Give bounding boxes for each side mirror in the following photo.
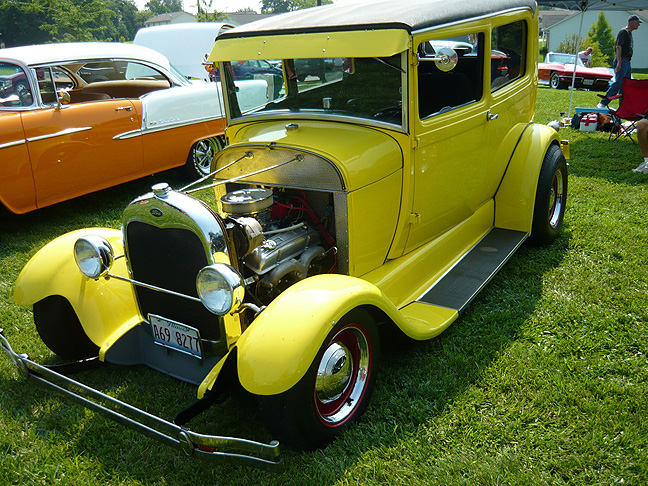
[56,89,70,110]
[431,47,458,72]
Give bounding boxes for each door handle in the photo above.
[116,106,132,111]
[487,111,499,121]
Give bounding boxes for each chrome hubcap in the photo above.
[548,169,565,228]
[314,325,371,425]
[316,343,352,404]
[193,139,216,174]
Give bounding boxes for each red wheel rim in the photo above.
[313,324,372,426]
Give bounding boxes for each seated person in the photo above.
[633,117,648,174]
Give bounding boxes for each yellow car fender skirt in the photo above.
[13,228,141,348]
[495,123,560,233]
[235,274,407,396]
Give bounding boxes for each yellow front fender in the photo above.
[14,228,141,348]
[234,273,458,396]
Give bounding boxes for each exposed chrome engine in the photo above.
[220,187,335,304]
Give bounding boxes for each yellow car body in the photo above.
[6,0,568,466]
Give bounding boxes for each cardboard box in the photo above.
[580,113,598,132]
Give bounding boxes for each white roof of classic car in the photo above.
[0,42,172,71]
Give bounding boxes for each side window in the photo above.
[417,33,484,119]
[491,20,526,91]
[35,67,56,104]
[0,62,33,107]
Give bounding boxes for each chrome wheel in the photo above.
[548,167,565,229]
[187,137,223,178]
[550,71,561,89]
[529,144,568,245]
[258,313,379,450]
[314,325,372,426]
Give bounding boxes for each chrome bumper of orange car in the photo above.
[0,329,282,469]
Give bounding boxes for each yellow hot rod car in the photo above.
[1,0,566,468]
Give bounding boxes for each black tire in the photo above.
[549,71,563,89]
[185,136,223,179]
[33,296,99,360]
[258,310,379,450]
[528,144,568,246]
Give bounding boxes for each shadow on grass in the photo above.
[0,232,569,485]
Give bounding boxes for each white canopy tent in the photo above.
[537,0,648,115]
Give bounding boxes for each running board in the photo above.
[416,228,527,312]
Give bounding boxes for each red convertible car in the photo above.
[538,52,612,90]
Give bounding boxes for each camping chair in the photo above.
[600,78,648,142]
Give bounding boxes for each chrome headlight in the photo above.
[196,263,245,315]
[74,236,114,279]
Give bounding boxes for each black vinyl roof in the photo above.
[217,0,537,40]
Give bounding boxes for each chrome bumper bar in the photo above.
[0,329,282,469]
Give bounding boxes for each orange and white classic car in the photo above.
[0,42,230,214]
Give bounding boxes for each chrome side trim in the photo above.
[0,329,282,469]
[27,126,92,143]
[0,139,27,150]
[113,115,222,141]
[113,129,143,140]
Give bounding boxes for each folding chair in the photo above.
[601,78,648,142]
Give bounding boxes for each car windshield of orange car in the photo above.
[222,54,405,127]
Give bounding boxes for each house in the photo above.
[220,11,275,26]
[144,11,197,27]
[539,8,573,35]
[544,10,648,68]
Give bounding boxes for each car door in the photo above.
[20,65,144,209]
[0,61,37,213]
[405,31,496,253]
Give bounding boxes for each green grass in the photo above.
[1,86,647,485]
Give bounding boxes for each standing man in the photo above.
[578,46,593,67]
[598,15,642,108]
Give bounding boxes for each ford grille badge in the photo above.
[150,208,163,217]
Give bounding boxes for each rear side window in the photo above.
[417,33,484,119]
[490,20,526,91]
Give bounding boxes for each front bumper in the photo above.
[0,329,282,470]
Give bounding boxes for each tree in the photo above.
[145,0,182,15]
[0,0,50,47]
[37,0,116,42]
[557,33,579,54]
[261,0,331,14]
[586,11,615,65]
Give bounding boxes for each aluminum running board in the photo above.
[0,329,282,470]
[416,228,527,312]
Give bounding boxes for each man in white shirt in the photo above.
[578,47,593,67]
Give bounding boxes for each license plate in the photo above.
[150,314,202,358]
[583,79,594,86]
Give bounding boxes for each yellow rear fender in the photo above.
[494,123,559,233]
[13,228,141,347]
[235,274,411,396]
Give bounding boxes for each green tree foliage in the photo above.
[0,0,146,46]
[579,39,608,67]
[261,0,331,14]
[557,33,579,54]
[0,0,50,47]
[144,0,181,15]
[586,11,615,65]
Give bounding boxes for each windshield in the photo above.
[222,54,404,127]
[546,53,585,67]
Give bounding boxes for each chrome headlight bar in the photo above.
[73,236,245,315]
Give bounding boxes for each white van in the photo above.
[133,22,234,81]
